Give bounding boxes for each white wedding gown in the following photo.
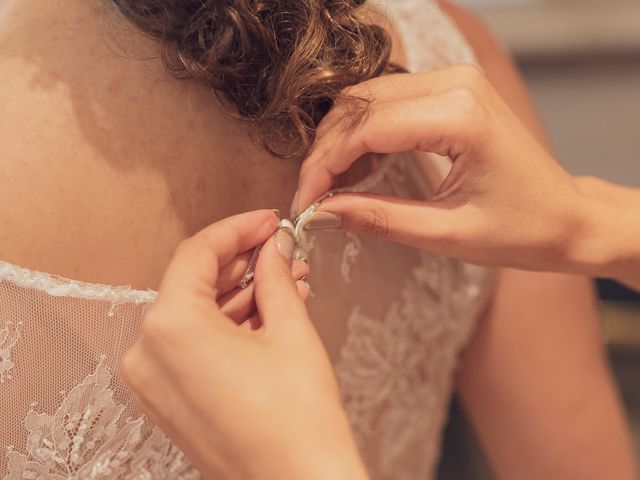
[0,1,493,479]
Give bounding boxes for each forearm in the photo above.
[572,176,640,290]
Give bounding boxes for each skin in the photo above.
[0,0,300,289]
[296,3,637,479]
[297,5,640,290]
[0,0,405,290]
[2,1,636,479]
[131,4,637,480]
[442,8,636,478]
[123,211,369,480]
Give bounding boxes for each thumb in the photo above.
[315,192,466,255]
[253,235,311,334]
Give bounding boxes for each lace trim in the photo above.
[336,253,489,479]
[385,0,477,72]
[0,322,21,383]
[4,359,199,480]
[340,234,363,284]
[0,261,157,306]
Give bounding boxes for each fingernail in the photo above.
[290,190,300,218]
[271,209,281,222]
[276,227,295,260]
[304,211,342,231]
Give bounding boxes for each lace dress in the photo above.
[0,1,492,479]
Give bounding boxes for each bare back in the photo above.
[0,0,299,289]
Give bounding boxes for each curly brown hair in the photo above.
[111,0,395,158]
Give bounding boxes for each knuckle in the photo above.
[291,260,310,279]
[355,208,390,239]
[447,86,487,128]
[448,84,479,106]
[353,111,379,150]
[454,64,487,89]
[341,76,379,100]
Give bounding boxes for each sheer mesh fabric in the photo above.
[1,1,493,479]
[0,273,190,478]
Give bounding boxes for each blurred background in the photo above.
[437,0,640,477]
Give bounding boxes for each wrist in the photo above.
[294,418,370,480]
[256,409,370,480]
[570,176,640,284]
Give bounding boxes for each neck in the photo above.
[0,0,171,95]
[0,0,299,213]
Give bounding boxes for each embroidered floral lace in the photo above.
[1,1,493,479]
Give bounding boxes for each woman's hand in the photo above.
[296,65,640,285]
[214,216,310,324]
[121,210,368,480]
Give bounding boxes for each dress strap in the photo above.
[378,0,478,72]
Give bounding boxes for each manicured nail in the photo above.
[276,227,295,260]
[304,211,342,231]
[290,190,299,218]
